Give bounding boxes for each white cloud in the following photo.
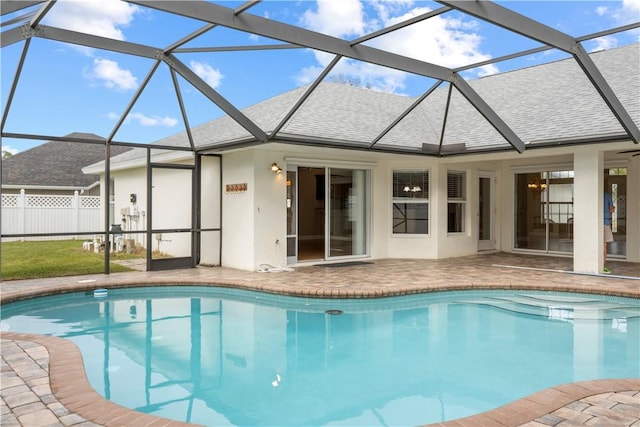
[297,1,495,93]
[620,0,640,22]
[372,8,491,70]
[85,58,138,91]
[2,145,19,155]
[593,0,640,27]
[589,36,619,52]
[589,0,640,47]
[44,0,139,40]
[301,0,365,37]
[127,113,178,127]
[190,61,224,88]
[107,111,178,127]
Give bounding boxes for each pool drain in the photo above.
[325,309,343,315]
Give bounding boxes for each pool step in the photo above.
[454,293,640,320]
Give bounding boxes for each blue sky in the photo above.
[1,0,639,154]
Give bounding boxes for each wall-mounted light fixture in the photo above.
[271,162,282,174]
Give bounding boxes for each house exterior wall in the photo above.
[221,151,257,270]
[216,141,640,271]
[225,146,490,268]
[253,151,288,268]
[108,167,148,250]
[573,149,604,274]
[104,140,639,273]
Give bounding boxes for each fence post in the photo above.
[19,189,26,238]
[73,190,80,238]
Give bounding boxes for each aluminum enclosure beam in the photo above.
[30,24,160,58]
[165,53,267,142]
[350,6,451,46]
[170,68,196,151]
[164,0,261,53]
[130,0,455,82]
[453,75,525,153]
[29,0,55,27]
[438,0,640,144]
[0,22,267,142]
[108,60,162,143]
[130,0,526,151]
[1,38,30,132]
[271,55,343,138]
[572,43,640,144]
[369,80,444,149]
[1,26,27,48]
[1,1,44,16]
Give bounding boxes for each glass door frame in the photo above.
[286,165,298,265]
[514,169,575,255]
[478,171,496,251]
[605,166,627,259]
[287,163,371,264]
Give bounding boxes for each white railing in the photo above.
[1,190,102,241]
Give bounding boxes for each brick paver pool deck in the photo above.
[2,252,639,426]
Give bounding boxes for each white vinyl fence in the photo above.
[1,190,102,241]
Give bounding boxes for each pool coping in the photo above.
[2,272,640,306]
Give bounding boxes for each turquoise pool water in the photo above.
[2,287,639,426]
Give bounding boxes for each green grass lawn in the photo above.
[1,240,142,280]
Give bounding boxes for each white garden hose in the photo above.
[257,263,294,273]
[257,240,294,273]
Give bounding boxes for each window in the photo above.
[392,170,429,234]
[447,171,466,233]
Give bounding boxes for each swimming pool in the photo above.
[2,287,639,426]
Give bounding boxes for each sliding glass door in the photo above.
[606,167,627,258]
[515,171,574,253]
[329,168,367,257]
[288,166,369,263]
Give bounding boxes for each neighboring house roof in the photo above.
[2,133,131,190]
[95,43,639,170]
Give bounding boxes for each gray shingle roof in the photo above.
[227,43,639,151]
[107,43,639,165]
[2,133,131,188]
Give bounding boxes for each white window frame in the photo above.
[392,169,429,235]
[447,170,466,233]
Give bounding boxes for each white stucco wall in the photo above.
[109,167,147,249]
[573,149,604,274]
[103,140,638,273]
[221,151,257,270]
[222,142,639,272]
[435,164,478,259]
[252,150,288,268]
